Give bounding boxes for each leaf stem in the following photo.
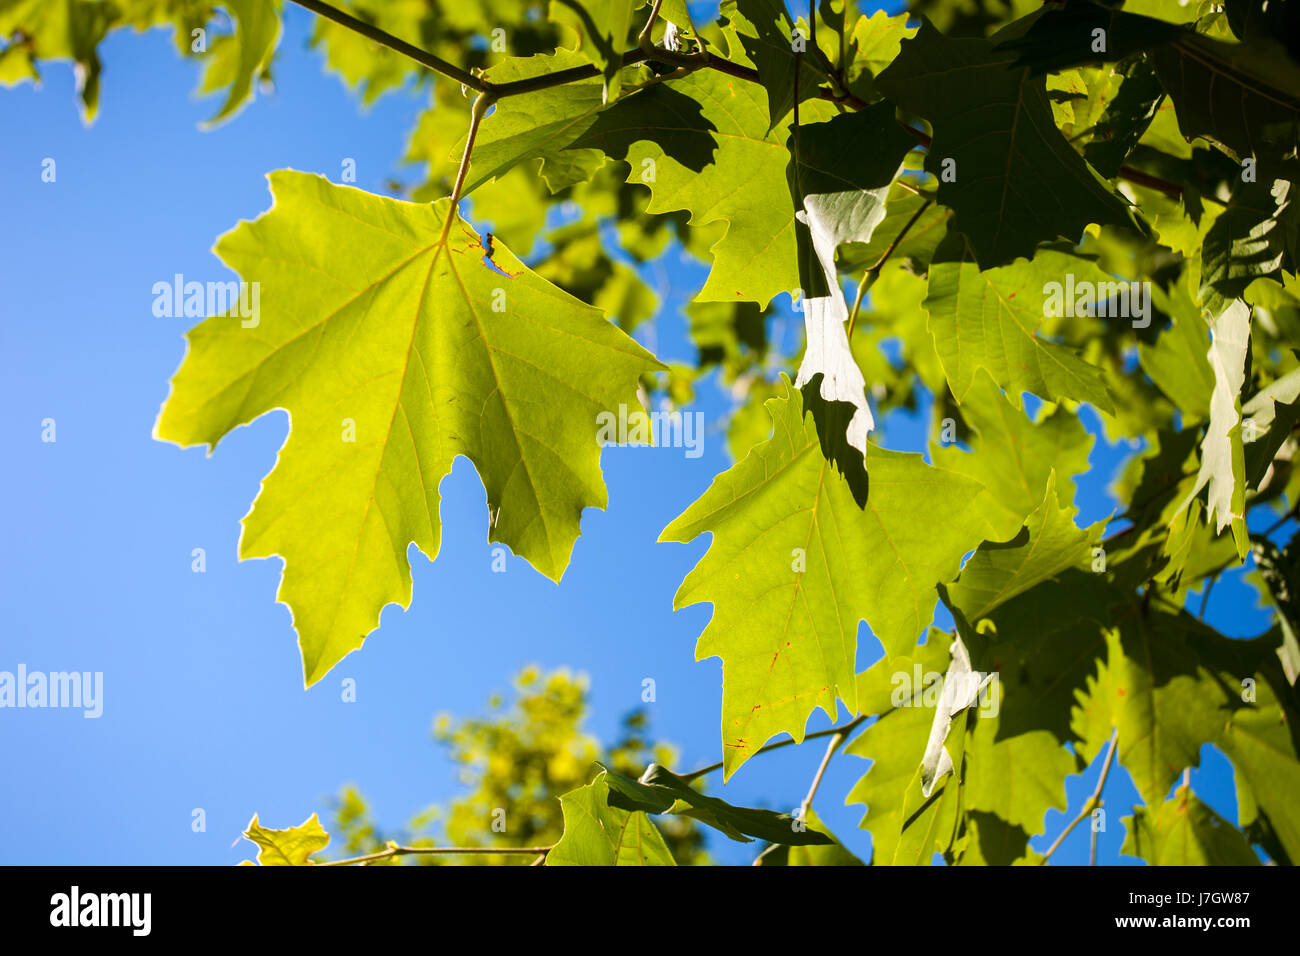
[1118,164,1183,200]
[681,713,868,782]
[806,0,847,100]
[1040,728,1118,865]
[1260,498,1300,538]
[846,199,932,337]
[292,0,1195,200]
[491,49,652,97]
[1198,575,1216,619]
[320,843,553,866]
[439,89,495,238]
[638,0,666,56]
[287,0,488,92]
[800,727,848,816]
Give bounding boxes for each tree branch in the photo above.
[439,89,495,239]
[1040,728,1118,865]
[289,0,1205,253]
[847,199,933,337]
[681,713,868,782]
[321,843,553,866]
[800,727,848,817]
[287,0,488,92]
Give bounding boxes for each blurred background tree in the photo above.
[327,667,710,864]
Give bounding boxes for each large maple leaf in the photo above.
[660,379,1000,777]
[875,18,1137,269]
[156,171,661,685]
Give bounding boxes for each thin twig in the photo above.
[321,843,553,866]
[846,199,933,337]
[491,49,651,97]
[1040,728,1119,865]
[681,713,868,782]
[1260,498,1300,538]
[800,728,847,817]
[900,122,1190,199]
[1118,164,1183,200]
[287,0,488,92]
[439,89,495,239]
[293,0,1194,202]
[638,0,666,55]
[845,270,873,339]
[806,0,846,99]
[1198,576,1216,619]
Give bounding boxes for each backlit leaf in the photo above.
[156,172,661,685]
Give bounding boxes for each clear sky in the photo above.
[0,2,1273,866]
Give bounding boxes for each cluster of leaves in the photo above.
[243,668,712,865]
[0,0,279,124]
[10,0,1300,864]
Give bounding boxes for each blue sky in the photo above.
[0,3,1276,866]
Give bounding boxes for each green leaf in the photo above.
[1225,701,1300,865]
[549,0,635,101]
[988,570,1121,743]
[463,49,609,195]
[836,183,952,275]
[954,812,1044,865]
[241,813,330,865]
[660,379,998,777]
[919,634,994,798]
[1123,785,1261,865]
[931,375,1094,540]
[843,8,915,103]
[847,643,969,865]
[548,772,677,865]
[854,635,953,718]
[155,172,661,685]
[994,2,1188,76]
[687,300,769,382]
[724,0,824,130]
[1251,535,1300,689]
[924,237,1115,413]
[999,1,1300,163]
[961,595,1098,845]
[1071,604,1257,810]
[1148,34,1300,165]
[601,763,832,845]
[1079,58,1166,180]
[1138,282,1214,422]
[307,1,422,105]
[962,684,1078,847]
[792,102,916,455]
[530,220,660,333]
[1178,300,1251,559]
[0,0,116,119]
[1202,169,1300,310]
[570,59,837,305]
[875,18,1137,269]
[1200,609,1300,865]
[1244,400,1300,489]
[947,472,1099,623]
[753,808,865,865]
[202,0,280,129]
